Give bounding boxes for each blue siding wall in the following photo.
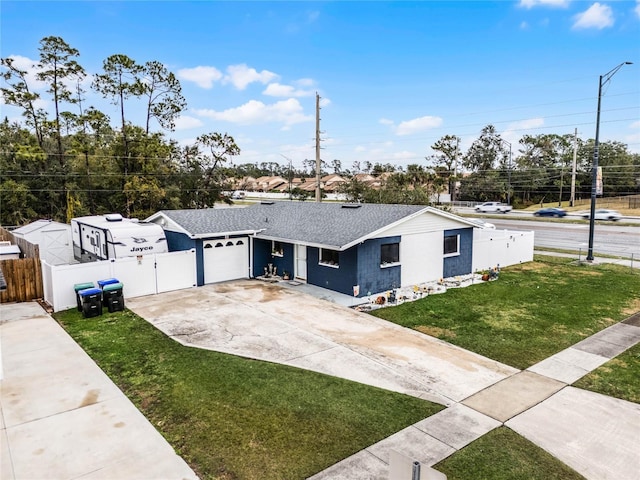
[306,247,358,295]
[443,228,473,278]
[253,239,294,278]
[356,236,401,296]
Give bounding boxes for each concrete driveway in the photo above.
[127,280,518,406]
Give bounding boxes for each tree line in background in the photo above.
[1,36,639,226]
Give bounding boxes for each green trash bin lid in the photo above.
[74,282,95,292]
[103,282,123,292]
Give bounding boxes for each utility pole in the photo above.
[570,128,577,207]
[315,92,322,202]
[280,154,293,200]
[453,137,459,203]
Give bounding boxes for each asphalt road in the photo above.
[476,216,640,259]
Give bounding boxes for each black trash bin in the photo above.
[79,287,102,318]
[102,282,124,313]
[74,282,95,312]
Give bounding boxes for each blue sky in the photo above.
[1,1,639,171]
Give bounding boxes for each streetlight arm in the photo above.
[601,62,633,88]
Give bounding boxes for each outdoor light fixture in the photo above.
[586,61,632,262]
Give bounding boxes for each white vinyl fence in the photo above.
[473,229,535,272]
[43,249,197,312]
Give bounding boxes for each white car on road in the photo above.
[581,209,622,221]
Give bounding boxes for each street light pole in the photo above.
[586,61,632,262]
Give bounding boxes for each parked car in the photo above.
[581,209,622,221]
[475,202,513,213]
[533,207,567,218]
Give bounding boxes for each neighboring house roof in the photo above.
[149,202,479,251]
[12,219,68,238]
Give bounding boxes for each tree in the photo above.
[463,125,502,173]
[36,36,86,164]
[430,134,460,200]
[195,133,241,206]
[517,134,572,204]
[92,54,144,159]
[141,60,186,134]
[1,56,46,147]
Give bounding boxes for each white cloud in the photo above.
[502,118,545,145]
[572,3,614,30]
[307,11,320,23]
[174,115,204,130]
[193,98,313,126]
[177,66,223,89]
[379,118,394,125]
[519,0,570,8]
[223,64,279,90]
[629,120,640,129]
[520,21,530,29]
[296,78,315,87]
[395,116,443,136]
[263,83,314,97]
[393,150,417,161]
[635,0,640,18]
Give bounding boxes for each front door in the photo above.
[295,244,307,280]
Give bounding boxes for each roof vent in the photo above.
[341,204,362,209]
[105,213,123,222]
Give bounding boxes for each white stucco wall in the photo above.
[399,231,443,286]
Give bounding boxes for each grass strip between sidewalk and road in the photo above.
[55,308,442,480]
[574,342,640,403]
[434,427,586,480]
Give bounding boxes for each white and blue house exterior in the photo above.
[147,202,483,297]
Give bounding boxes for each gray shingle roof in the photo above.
[159,202,433,249]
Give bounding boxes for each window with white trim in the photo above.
[380,242,399,266]
[443,234,460,257]
[319,248,339,267]
[272,241,283,256]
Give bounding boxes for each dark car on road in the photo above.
[534,207,567,218]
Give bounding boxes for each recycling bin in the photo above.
[102,282,124,313]
[79,287,102,318]
[97,278,119,289]
[74,282,95,312]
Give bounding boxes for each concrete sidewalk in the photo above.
[311,313,640,480]
[0,302,197,480]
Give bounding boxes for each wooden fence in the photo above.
[0,258,43,303]
[0,226,44,303]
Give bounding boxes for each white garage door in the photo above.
[203,238,249,284]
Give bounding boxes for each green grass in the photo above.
[371,256,640,370]
[55,256,639,479]
[434,427,586,480]
[54,308,442,480]
[574,342,640,403]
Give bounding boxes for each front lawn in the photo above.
[55,308,442,480]
[371,256,640,370]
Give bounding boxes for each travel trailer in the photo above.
[71,214,168,263]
